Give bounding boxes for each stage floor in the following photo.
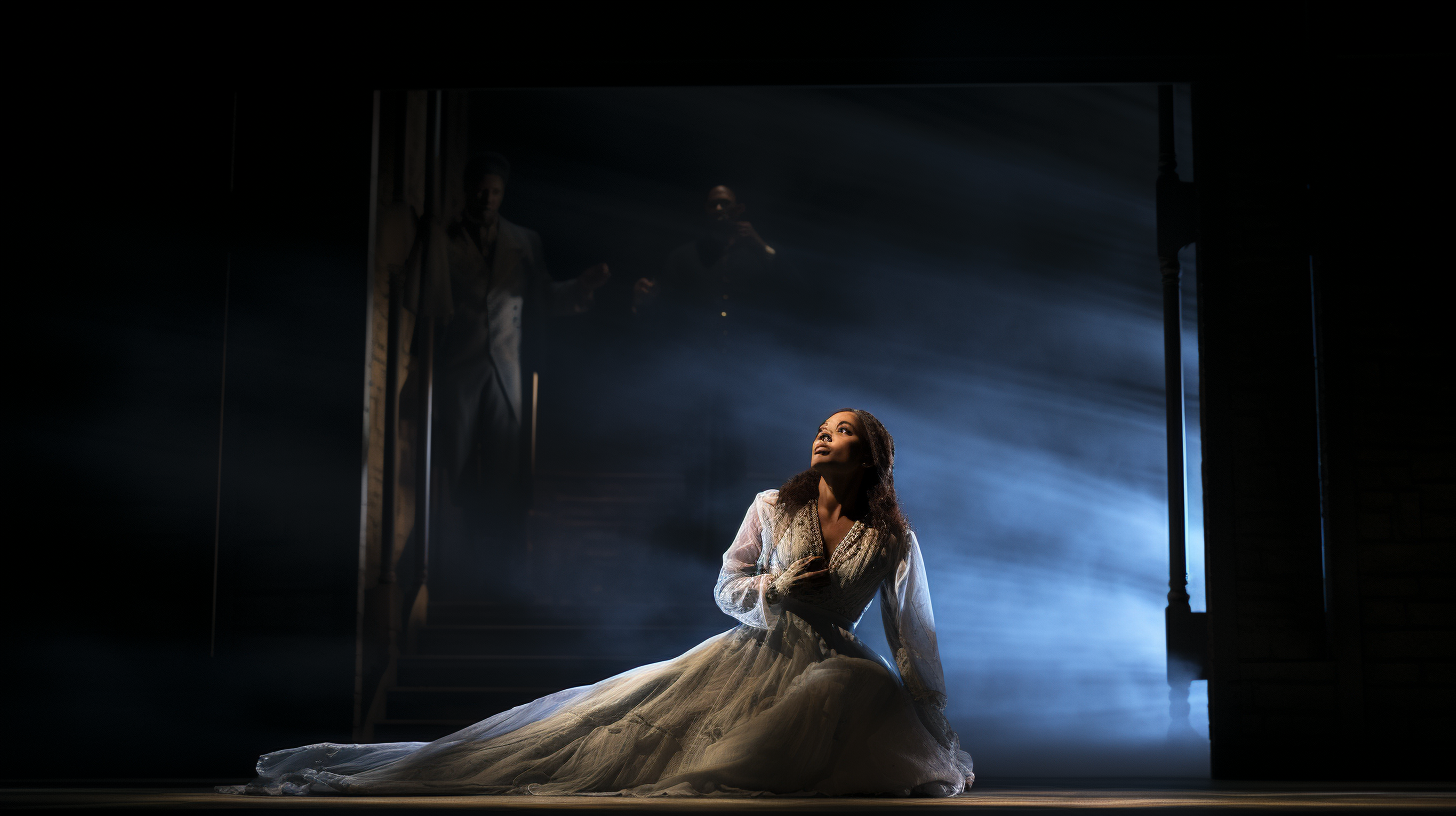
[2,781,1452,814]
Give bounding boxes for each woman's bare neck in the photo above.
[817,472,864,523]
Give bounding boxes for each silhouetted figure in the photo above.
[632,186,797,552]
[633,185,779,343]
[425,152,609,589]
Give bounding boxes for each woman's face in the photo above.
[811,411,869,472]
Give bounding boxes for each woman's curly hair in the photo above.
[775,408,911,560]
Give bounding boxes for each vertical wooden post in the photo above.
[1158,84,1206,739]
[380,272,402,585]
[531,371,540,479]
[414,90,443,590]
[415,318,434,587]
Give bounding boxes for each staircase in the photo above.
[527,471,723,604]
[373,602,729,742]
[371,470,731,743]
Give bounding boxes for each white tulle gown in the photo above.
[220,490,974,797]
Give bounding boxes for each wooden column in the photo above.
[1157,84,1208,740]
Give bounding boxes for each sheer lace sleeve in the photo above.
[713,490,781,629]
[880,531,959,750]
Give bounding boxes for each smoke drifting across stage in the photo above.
[7,83,1209,782]
[460,85,1207,776]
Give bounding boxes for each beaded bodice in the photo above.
[714,490,959,752]
[764,502,895,625]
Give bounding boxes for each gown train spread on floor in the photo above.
[220,490,974,797]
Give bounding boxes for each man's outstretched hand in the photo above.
[731,222,773,255]
[579,262,611,291]
[631,277,656,314]
[568,263,611,312]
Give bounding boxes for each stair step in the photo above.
[372,720,471,744]
[533,472,685,497]
[535,493,680,507]
[386,686,579,721]
[396,655,669,689]
[415,624,722,657]
[427,603,728,627]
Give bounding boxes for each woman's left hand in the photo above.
[774,555,830,598]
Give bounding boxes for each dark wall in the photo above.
[10,90,373,779]
[1196,79,1329,777]
[1196,63,1450,779]
[1310,77,1451,778]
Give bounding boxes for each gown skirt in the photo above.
[220,604,972,797]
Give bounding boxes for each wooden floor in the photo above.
[3,782,1452,813]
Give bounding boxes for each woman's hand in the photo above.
[772,555,830,600]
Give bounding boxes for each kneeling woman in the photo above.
[222,409,974,797]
